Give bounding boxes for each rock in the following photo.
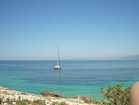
[41,91,63,98]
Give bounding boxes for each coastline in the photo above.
[0,86,97,105]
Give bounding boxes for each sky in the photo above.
[0,0,139,60]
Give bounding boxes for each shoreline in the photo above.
[0,86,97,105]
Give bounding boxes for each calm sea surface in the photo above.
[0,60,139,99]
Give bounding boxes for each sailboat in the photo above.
[53,48,61,70]
[53,64,61,70]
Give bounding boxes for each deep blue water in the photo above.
[0,60,139,99]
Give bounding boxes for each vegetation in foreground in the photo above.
[0,99,69,105]
[99,84,131,105]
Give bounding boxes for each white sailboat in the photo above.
[53,48,61,70]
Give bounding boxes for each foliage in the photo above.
[100,84,131,105]
[32,100,46,105]
[0,98,2,104]
[51,101,69,105]
[51,102,59,105]
[16,100,30,105]
[16,100,45,105]
[58,101,69,105]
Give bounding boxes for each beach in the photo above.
[0,86,97,105]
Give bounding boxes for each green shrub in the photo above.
[51,102,59,105]
[32,100,45,105]
[51,101,68,105]
[0,98,2,104]
[101,84,130,105]
[16,100,29,105]
[16,100,45,105]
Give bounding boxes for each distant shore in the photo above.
[0,86,97,105]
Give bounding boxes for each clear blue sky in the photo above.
[0,0,139,60]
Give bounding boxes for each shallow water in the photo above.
[0,60,138,100]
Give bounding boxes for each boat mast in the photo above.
[57,48,62,96]
[57,48,61,67]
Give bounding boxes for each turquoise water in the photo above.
[0,60,138,100]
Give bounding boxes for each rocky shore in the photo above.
[0,86,97,105]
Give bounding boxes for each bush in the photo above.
[101,84,130,105]
[33,100,46,105]
[16,100,45,105]
[0,98,2,104]
[51,102,59,105]
[51,101,68,105]
[16,100,29,105]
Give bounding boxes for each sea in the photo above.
[0,60,139,100]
